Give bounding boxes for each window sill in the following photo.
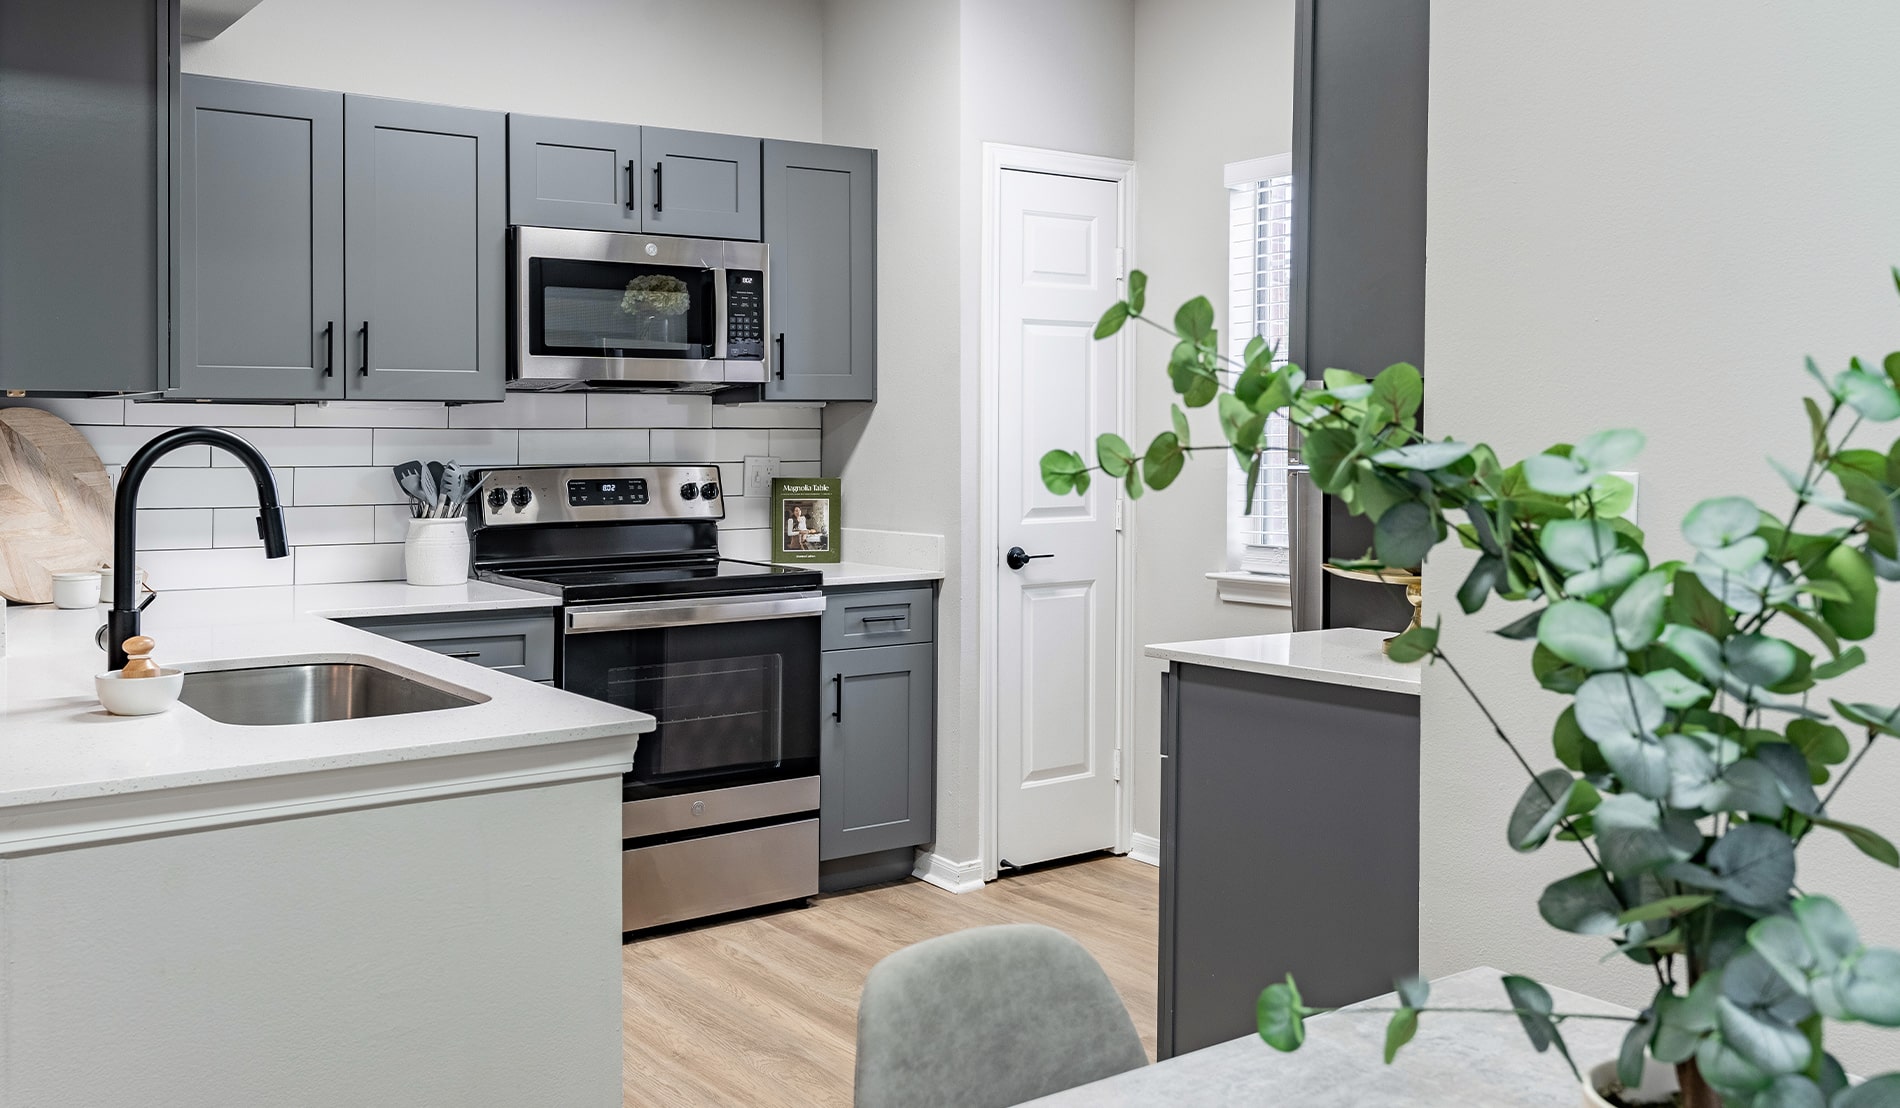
[1206,571,1291,608]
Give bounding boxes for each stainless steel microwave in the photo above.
[508,226,768,392]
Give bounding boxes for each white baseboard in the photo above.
[1128,833,1161,867]
[912,850,985,893]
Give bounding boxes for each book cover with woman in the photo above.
[771,477,841,564]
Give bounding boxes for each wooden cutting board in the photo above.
[0,407,115,604]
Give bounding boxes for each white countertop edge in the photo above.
[153,580,560,624]
[0,731,638,856]
[819,562,946,586]
[1144,627,1422,696]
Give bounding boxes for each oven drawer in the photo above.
[821,586,934,650]
[342,610,555,682]
[622,776,819,839]
[622,818,818,931]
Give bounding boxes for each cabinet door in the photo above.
[0,0,173,394]
[819,643,934,861]
[343,95,505,402]
[507,114,641,232]
[761,141,876,402]
[640,127,760,241]
[173,77,343,400]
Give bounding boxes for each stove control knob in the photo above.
[700,482,720,501]
[511,487,534,509]
[486,487,508,513]
[679,482,699,501]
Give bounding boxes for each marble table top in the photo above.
[1024,966,1634,1106]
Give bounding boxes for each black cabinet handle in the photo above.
[832,673,843,723]
[652,162,663,213]
[358,322,369,376]
[774,333,785,380]
[1006,546,1055,571]
[321,321,334,378]
[625,160,635,211]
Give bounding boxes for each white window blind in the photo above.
[1225,155,1294,576]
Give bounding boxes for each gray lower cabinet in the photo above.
[760,140,877,402]
[172,77,343,401]
[344,95,506,403]
[339,609,555,683]
[507,113,642,232]
[640,127,761,241]
[0,0,175,395]
[1157,663,1420,1059]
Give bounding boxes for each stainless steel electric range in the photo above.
[469,464,824,933]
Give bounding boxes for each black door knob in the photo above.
[1005,546,1054,571]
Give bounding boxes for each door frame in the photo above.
[977,143,1138,882]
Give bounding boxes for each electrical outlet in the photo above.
[744,455,781,497]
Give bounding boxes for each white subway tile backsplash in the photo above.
[139,546,295,590]
[0,397,127,425]
[518,429,649,465]
[294,543,405,585]
[130,467,294,509]
[372,504,417,543]
[781,462,821,478]
[211,427,372,469]
[769,429,821,461]
[648,428,770,463]
[216,506,374,548]
[712,403,822,429]
[451,393,586,429]
[135,509,216,550]
[82,426,212,467]
[293,467,406,506]
[587,394,712,429]
[720,493,770,530]
[370,428,519,467]
[125,402,295,427]
[295,402,449,429]
[718,529,772,562]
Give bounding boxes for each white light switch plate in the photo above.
[744,456,781,497]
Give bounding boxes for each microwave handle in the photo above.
[624,160,635,212]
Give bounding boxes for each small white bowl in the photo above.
[52,571,102,609]
[95,669,184,716]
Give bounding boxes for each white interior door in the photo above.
[995,168,1123,868]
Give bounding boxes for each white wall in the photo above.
[182,0,826,141]
[1425,1,1900,1073]
[1126,0,1297,842]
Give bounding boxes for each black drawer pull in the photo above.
[441,649,482,660]
[652,161,664,212]
[832,673,843,722]
[862,615,906,626]
[358,321,370,376]
[625,160,635,211]
[321,321,334,378]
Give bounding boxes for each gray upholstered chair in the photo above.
[853,923,1148,1107]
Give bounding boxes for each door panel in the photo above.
[507,114,641,232]
[174,77,342,400]
[344,95,505,402]
[640,127,760,240]
[819,643,934,861]
[761,140,876,402]
[996,168,1122,868]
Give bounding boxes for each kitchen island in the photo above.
[0,585,652,1107]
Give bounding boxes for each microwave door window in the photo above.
[611,654,785,781]
[530,258,715,359]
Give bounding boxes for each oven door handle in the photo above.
[565,592,826,634]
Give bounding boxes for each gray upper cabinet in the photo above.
[344,95,506,403]
[507,113,642,233]
[640,127,761,241]
[0,0,174,395]
[172,77,343,401]
[819,641,934,862]
[761,140,876,402]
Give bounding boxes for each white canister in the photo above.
[404,517,471,586]
[52,571,102,609]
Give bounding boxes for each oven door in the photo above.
[561,593,823,793]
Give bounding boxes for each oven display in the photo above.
[567,478,649,506]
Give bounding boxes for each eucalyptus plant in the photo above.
[1041,271,1900,1107]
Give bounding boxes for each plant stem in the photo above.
[1818,731,1882,813]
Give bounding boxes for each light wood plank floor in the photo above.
[622,854,1159,1107]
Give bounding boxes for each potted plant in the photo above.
[1040,272,1900,1106]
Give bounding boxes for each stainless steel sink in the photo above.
[179,661,483,726]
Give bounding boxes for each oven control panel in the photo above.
[472,465,723,527]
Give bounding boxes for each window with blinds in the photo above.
[1225,155,1294,576]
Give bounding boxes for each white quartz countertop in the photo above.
[1144,627,1422,696]
[0,582,648,825]
[818,562,945,586]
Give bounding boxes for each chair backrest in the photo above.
[853,923,1148,1108]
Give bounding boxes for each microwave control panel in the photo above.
[726,270,765,360]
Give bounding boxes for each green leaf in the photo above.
[1575,672,1671,798]
[1508,769,1599,852]
[1778,603,1843,661]
[1095,433,1134,478]
[1835,1075,1900,1108]
[1142,431,1186,490]
[1836,949,1900,1026]
[1717,950,1816,1075]
[1397,976,1431,1009]
[1594,791,1701,874]
[1575,428,1646,471]
[1173,296,1214,342]
[1538,600,1628,672]
[1612,570,1668,650]
[1812,646,1866,681]
[1126,269,1146,315]
[1552,706,1609,774]
[1643,668,1710,709]
[1755,1075,1828,1108]
[1370,440,1473,470]
[1704,823,1797,910]
[1495,606,1544,640]
[1591,473,1637,518]
[1123,461,1142,501]
[1501,975,1578,1079]
[1660,623,1726,683]
[1684,496,1765,549]
[1836,469,1899,558]
[1809,817,1900,868]
[1832,700,1900,737]
[1040,449,1088,495]
[1372,501,1434,569]
[1303,427,1359,491]
[1170,404,1190,448]
[1805,396,1829,455]
[1567,552,1649,597]
[1726,634,1800,689]
[1618,894,1715,925]
[1619,1006,1657,1089]
[1541,518,1620,573]
[1672,571,1736,638]
[1787,719,1851,781]
[1816,544,1879,642]
[1383,1007,1419,1064]
[1384,620,1438,664]
[1538,869,1624,935]
[1371,362,1423,426]
[1257,976,1306,1051]
[1522,452,1594,496]
[1840,367,1900,422]
[1655,974,1723,1063]
[1094,300,1129,339]
[1458,554,1505,614]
